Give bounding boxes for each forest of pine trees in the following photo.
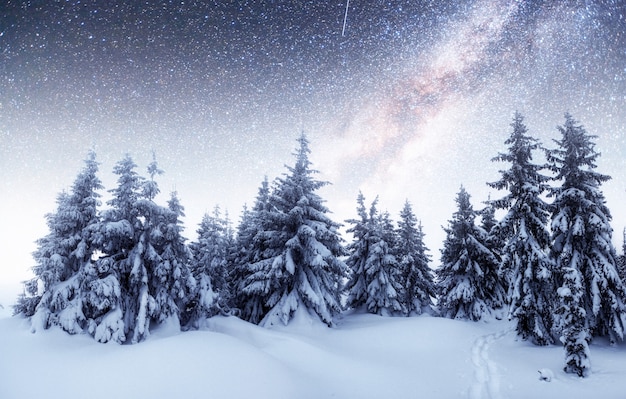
[14,116,626,377]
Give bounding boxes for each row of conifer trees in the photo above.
[437,113,626,377]
[15,113,625,377]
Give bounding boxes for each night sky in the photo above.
[1,0,625,303]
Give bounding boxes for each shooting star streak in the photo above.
[342,0,350,37]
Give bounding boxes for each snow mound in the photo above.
[2,314,626,399]
[538,368,554,382]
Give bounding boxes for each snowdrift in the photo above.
[1,309,625,399]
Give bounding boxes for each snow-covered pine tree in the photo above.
[232,177,272,323]
[128,156,196,341]
[343,192,371,310]
[151,191,195,326]
[115,155,165,343]
[89,155,194,343]
[15,191,71,319]
[87,154,144,343]
[396,200,436,316]
[15,150,103,336]
[437,186,504,321]
[367,209,405,316]
[344,194,404,316]
[548,114,626,349]
[186,206,232,325]
[240,133,347,326]
[223,209,236,250]
[488,112,556,345]
[222,209,237,288]
[480,197,505,305]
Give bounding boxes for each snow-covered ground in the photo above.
[1,307,625,399]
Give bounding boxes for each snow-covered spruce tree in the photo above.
[368,209,405,315]
[15,150,103,335]
[117,155,160,343]
[232,177,272,323]
[344,194,404,316]
[343,192,371,311]
[126,156,196,342]
[548,114,626,348]
[480,197,505,304]
[240,133,347,326]
[437,186,504,321]
[488,112,556,345]
[88,154,143,343]
[91,155,194,343]
[396,200,436,315]
[186,206,232,325]
[152,191,196,327]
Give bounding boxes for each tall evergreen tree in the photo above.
[396,201,436,315]
[240,134,347,326]
[118,155,163,343]
[91,155,194,343]
[343,192,371,311]
[186,206,232,325]
[368,209,405,315]
[480,197,505,279]
[227,205,251,319]
[437,187,504,321]
[548,114,626,354]
[152,192,196,326]
[488,112,556,345]
[344,194,404,315]
[232,177,272,323]
[88,154,144,343]
[16,150,103,336]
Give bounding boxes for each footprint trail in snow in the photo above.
[469,329,511,399]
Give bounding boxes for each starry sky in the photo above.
[1,0,625,304]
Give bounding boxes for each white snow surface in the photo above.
[1,307,626,399]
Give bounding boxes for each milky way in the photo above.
[0,0,625,301]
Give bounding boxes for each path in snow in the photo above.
[469,328,511,399]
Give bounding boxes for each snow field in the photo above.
[492,332,626,399]
[2,311,626,399]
